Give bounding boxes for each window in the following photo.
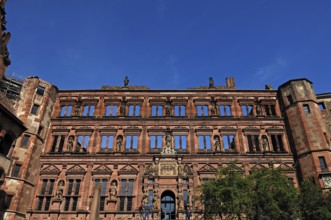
[50,135,65,153]
[95,179,107,211]
[37,179,55,211]
[241,104,253,116]
[128,105,140,116]
[64,179,81,211]
[222,135,235,151]
[77,135,90,150]
[319,157,328,172]
[271,135,284,152]
[60,105,73,117]
[319,103,326,110]
[174,105,186,116]
[5,195,13,209]
[21,135,30,148]
[38,126,44,136]
[119,179,134,211]
[174,135,187,150]
[100,135,114,152]
[183,189,188,207]
[82,105,95,116]
[198,135,211,151]
[196,105,208,116]
[31,104,40,115]
[12,164,21,177]
[36,86,45,96]
[150,135,163,149]
[303,104,310,114]
[105,105,117,116]
[264,104,276,116]
[151,105,163,116]
[125,135,138,150]
[287,95,294,105]
[247,135,260,152]
[219,105,231,116]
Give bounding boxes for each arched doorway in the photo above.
[161,190,176,220]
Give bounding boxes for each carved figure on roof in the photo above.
[209,77,214,88]
[124,76,129,87]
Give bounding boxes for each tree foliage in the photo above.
[200,164,299,220]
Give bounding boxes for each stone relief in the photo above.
[322,176,331,188]
[161,130,176,155]
[159,163,177,176]
[109,181,117,200]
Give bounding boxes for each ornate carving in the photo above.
[159,163,177,176]
[177,189,183,210]
[153,189,159,209]
[55,180,65,199]
[145,162,158,176]
[214,135,221,151]
[116,135,123,151]
[93,164,112,174]
[322,176,331,188]
[73,97,82,116]
[66,135,74,152]
[161,129,176,155]
[119,164,138,174]
[109,181,117,200]
[67,164,86,174]
[40,164,61,175]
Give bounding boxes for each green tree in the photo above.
[299,177,331,220]
[249,169,299,220]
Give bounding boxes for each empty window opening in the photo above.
[196,105,208,116]
[105,105,117,116]
[151,105,163,116]
[128,105,140,116]
[174,105,186,116]
[219,105,231,116]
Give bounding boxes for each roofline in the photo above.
[278,78,313,89]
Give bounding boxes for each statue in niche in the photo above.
[262,135,270,151]
[255,101,262,116]
[67,136,74,152]
[74,97,82,116]
[142,188,148,205]
[165,131,172,148]
[211,98,217,116]
[116,136,123,151]
[55,180,65,199]
[178,161,185,176]
[109,181,117,200]
[165,98,172,116]
[124,76,129,87]
[153,189,158,209]
[120,96,127,116]
[161,130,176,155]
[177,189,183,210]
[214,135,221,151]
[209,77,215,88]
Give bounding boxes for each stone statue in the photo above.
[109,181,117,200]
[265,84,274,90]
[55,180,64,199]
[116,136,123,151]
[152,189,158,209]
[262,136,270,151]
[142,188,148,205]
[211,98,217,116]
[165,131,172,148]
[67,136,74,152]
[74,97,82,116]
[165,98,172,116]
[124,76,129,87]
[161,130,176,155]
[214,136,221,151]
[120,96,126,116]
[255,101,262,116]
[177,190,183,210]
[183,164,193,176]
[178,161,185,176]
[145,162,158,176]
[209,77,214,88]
[187,189,193,207]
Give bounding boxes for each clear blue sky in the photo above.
[5,1,331,93]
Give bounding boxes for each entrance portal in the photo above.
[161,190,176,220]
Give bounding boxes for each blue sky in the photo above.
[5,0,331,93]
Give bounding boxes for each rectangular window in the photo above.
[264,104,276,116]
[222,135,235,151]
[271,135,284,152]
[128,105,140,116]
[106,105,117,116]
[31,104,40,115]
[287,95,294,104]
[60,105,73,117]
[174,105,186,116]
[36,86,45,96]
[100,135,114,152]
[125,135,138,150]
[21,135,30,148]
[247,135,260,152]
[12,164,21,177]
[36,179,55,211]
[151,105,163,116]
[150,135,163,149]
[95,179,107,211]
[319,156,328,171]
[64,179,81,211]
[319,103,326,110]
[196,105,208,116]
[174,135,187,150]
[219,105,231,116]
[83,105,95,116]
[198,135,211,151]
[50,135,66,153]
[119,179,134,211]
[303,104,310,114]
[241,104,253,116]
[77,135,90,150]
